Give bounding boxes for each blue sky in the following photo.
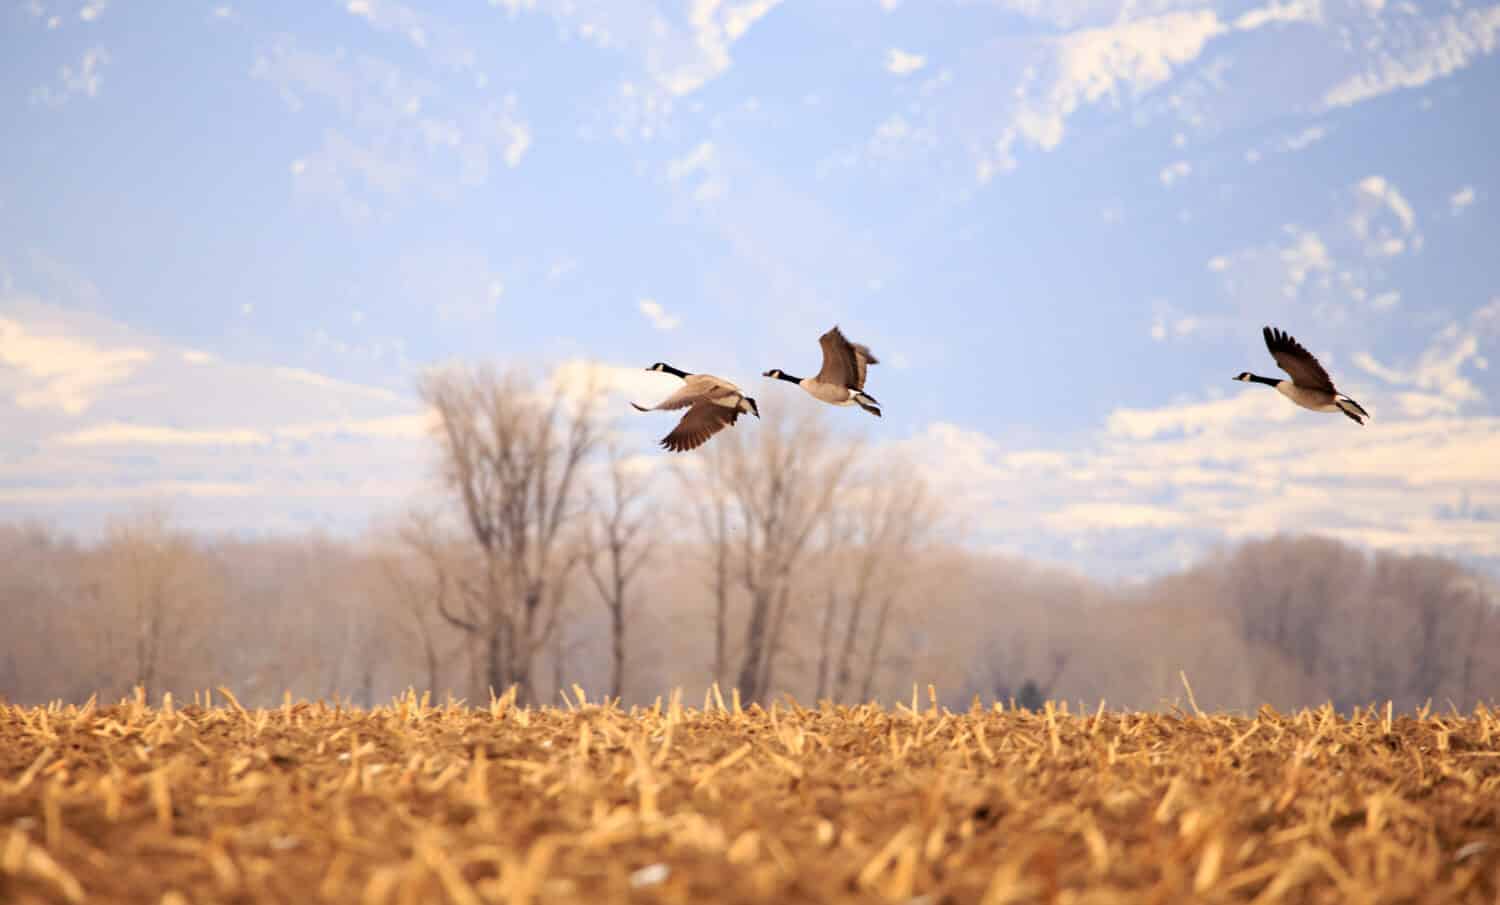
[2,0,1498,577]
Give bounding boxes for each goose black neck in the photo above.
[659,364,690,379]
[774,371,802,384]
[1247,374,1280,387]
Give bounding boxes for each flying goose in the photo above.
[762,325,882,417]
[631,362,760,452]
[1235,326,1369,425]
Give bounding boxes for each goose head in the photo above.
[741,396,761,418]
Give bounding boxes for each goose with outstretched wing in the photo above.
[1235,326,1369,425]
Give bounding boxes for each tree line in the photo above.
[3,362,1497,713]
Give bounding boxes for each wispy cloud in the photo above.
[505,0,783,139]
[1351,175,1419,258]
[342,0,479,72]
[0,311,150,414]
[253,36,531,218]
[977,10,1228,180]
[1234,0,1322,31]
[1323,5,1500,109]
[666,141,726,202]
[1159,160,1190,186]
[886,48,926,75]
[638,299,680,331]
[55,413,432,448]
[30,46,110,107]
[0,299,434,538]
[652,0,785,97]
[1205,174,1427,333]
[1246,124,1330,163]
[1451,185,1476,214]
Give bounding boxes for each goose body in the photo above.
[1236,326,1369,425]
[631,362,760,452]
[763,325,882,417]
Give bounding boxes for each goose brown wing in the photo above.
[814,326,863,388]
[1263,326,1336,393]
[849,340,878,390]
[659,400,741,452]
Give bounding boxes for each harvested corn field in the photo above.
[3,686,1499,905]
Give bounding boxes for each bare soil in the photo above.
[2,686,1498,904]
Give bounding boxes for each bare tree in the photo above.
[841,460,940,702]
[812,510,855,701]
[684,461,735,684]
[89,508,222,699]
[368,510,464,697]
[0,522,86,703]
[583,443,655,699]
[680,407,859,702]
[416,365,600,705]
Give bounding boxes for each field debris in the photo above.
[2,685,1499,903]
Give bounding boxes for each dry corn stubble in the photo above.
[1,685,1498,904]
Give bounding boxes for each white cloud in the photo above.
[641,0,786,97]
[1451,186,1476,214]
[1234,0,1322,31]
[1279,125,1326,151]
[0,299,435,539]
[1357,176,1414,232]
[54,413,432,449]
[1148,308,1205,342]
[253,37,530,218]
[58,424,271,448]
[30,46,110,107]
[278,413,432,440]
[1280,229,1332,290]
[0,482,262,504]
[1046,502,1187,530]
[0,313,151,415]
[1159,160,1190,186]
[886,49,926,75]
[1206,174,1432,333]
[865,114,939,165]
[666,141,726,202]
[1351,175,1419,258]
[271,367,404,403]
[983,0,1218,31]
[500,121,532,167]
[638,299,681,331]
[341,0,477,71]
[79,0,108,22]
[979,10,1227,179]
[1323,5,1500,109]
